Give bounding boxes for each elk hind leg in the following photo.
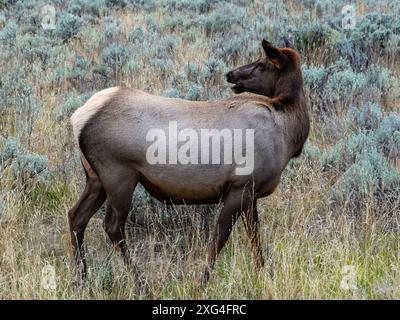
[68,168,106,282]
[102,171,138,265]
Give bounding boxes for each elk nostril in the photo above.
[226,71,233,81]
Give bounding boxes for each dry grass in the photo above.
[1,156,399,299]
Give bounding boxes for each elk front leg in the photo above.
[243,200,265,269]
[200,188,253,286]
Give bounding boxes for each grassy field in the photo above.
[0,0,399,299]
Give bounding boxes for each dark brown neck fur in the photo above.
[269,49,310,158]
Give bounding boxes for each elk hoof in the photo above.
[266,257,275,279]
[72,259,87,289]
[73,271,85,289]
[195,269,210,288]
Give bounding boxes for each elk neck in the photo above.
[273,72,310,160]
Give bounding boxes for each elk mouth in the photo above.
[226,72,246,93]
[231,83,245,94]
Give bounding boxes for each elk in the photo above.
[68,38,310,285]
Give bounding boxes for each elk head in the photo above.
[226,38,302,99]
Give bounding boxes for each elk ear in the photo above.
[262,39,287,70]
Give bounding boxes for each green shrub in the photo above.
[152,35,181,59]
[375,112,400,160]
[101,43,129,72]
[185,62,201,82]
[103,16,123,39]
[365,65,399,98]
[185,83,203,101]
[0,138,48,181]
[17,35,54,64]
[105,0,127,9]
[162,88,181,98]
[163,0,212,13]
[128,27,145,43]
[196,3,244,36]
[55,12,83,42]
[347,103,383,132]
[68,0,106,18]
[331,149,400,215]
[0,21,17,45]
[326,69,366,104]
[293,23,338,53]
[53,93,90,121]
[321,133,376,173]
[0,138,20,163]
